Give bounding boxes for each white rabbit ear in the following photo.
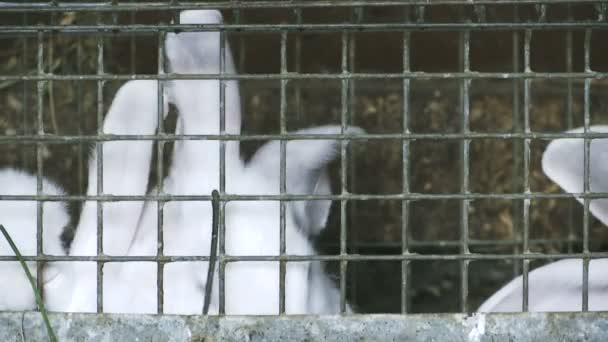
[248,125,364,236]
[46,80,166,313]
[165,10,221,133]
[542,125,608,226]
[166,10,236,75]
[165,9,240,136]
[164,9,242,190]
[69,80,165,257]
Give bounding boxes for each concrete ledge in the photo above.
[1,312,607,342]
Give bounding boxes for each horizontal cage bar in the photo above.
[0,0,604,12]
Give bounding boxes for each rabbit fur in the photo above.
[118,9,356,315]
[0,169,69,310]
[43,9,356,315]
[478,125,608,312]
[43,79,169,313]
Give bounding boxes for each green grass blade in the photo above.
[0,224,57,342]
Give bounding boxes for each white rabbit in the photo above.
[44,80,168,313]
[45,9,356,315]
[167,10,357,315]
[101,9,357,315]
[42,11,227,314]
[0,168,69,310]
[478,125,608,312]
[92,9,243,314]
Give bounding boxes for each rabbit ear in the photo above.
[542,125,608,226]
[166,11,236,74]
[165,9,241,137]
[165,9,243,193]
[45,80,166,313]
[69,80,166,257]
[248,125,364,236]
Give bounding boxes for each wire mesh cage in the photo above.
[0,0,608,340]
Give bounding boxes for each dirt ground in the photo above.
[1,4,608,313]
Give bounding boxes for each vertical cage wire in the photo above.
[582,27,592,312]
[76,32,86,196]
[339,23,351,314]
[510,4,523,280]
[565,3,576,256]
[217,23,227,316]
[346,6,361,311]
[47,12,58,137]
[293,8,303,125]
[20,12,30,171]
[217,197,226,315]
[129,0,136,73]
[234,5,246,76]
[94,10,105,313]
[155,28,167,315]
[35,28,45,309]
[400,5,411,315]
[582,78,591,312]
[458,18,471,313]
[278,29,288,315]
[521,28,533,313]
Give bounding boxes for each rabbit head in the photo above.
[0,168,69,310]
[478,125,608,312]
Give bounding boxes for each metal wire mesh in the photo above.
[0,0,607,320]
